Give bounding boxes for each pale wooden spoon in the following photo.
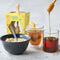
[15,4,20,34]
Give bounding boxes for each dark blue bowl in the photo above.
[0,34,30,55]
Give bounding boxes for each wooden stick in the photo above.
[15,4,20,34]
[16,4,20,13]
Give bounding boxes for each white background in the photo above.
[0,0,60,35]
[0,0,60,60]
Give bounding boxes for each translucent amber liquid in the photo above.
[28,29,44,45]
[43,37,58,52]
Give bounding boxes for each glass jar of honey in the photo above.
[43,30,59,53]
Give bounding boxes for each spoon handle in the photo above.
[16,4,20,13]
[10,25,18,41]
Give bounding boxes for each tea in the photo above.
[28,29,44,45]
[43,37,58,52]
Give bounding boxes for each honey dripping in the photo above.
[49,13,51,35]
[47,0,56,36]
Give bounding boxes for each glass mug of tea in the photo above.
[26,24,44,46]
[43,30,59,53]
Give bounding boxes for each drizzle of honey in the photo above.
[47,0,56,36]
[48,13,51,36]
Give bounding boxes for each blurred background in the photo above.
[0,0,60,35]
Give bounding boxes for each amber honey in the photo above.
[28,29,44,45]
[43,37,59,52]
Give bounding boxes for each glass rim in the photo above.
[25,25,44,31]
[44,29,59,34]
[35,24,44,28]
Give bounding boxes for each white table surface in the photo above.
[0,0,60,60]
[0,41,60,60]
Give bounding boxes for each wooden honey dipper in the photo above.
[15,4,20,34]
[47,0,56,13]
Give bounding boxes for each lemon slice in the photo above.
[26,22,35,31]
[29,22,35,28]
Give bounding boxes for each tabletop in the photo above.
[0,41,60,60]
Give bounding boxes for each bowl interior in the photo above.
[1,34,31,42]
